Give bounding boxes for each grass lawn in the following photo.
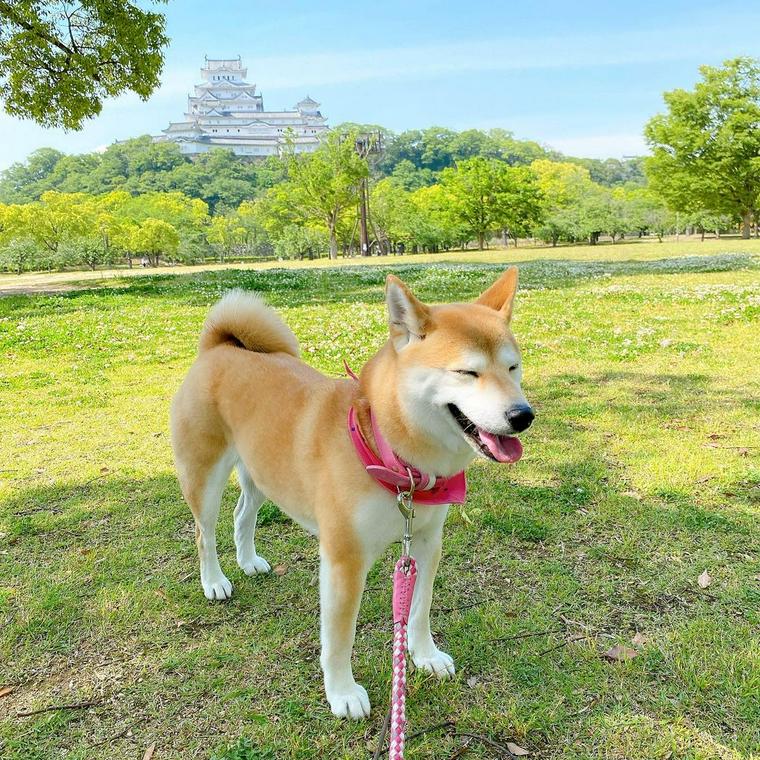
[0,243,758,759]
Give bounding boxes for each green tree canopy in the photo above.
[439,158,543,249]
[0,1,168,129]
[644,57,760,238]
[281,130,368,259]
[130,217,179,266]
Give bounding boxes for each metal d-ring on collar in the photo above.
[396,468,416,564]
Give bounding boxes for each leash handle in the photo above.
[390,556,417,760]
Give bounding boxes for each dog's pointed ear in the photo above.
[386,274,430,350]
[475,266,518,322]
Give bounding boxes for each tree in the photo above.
[439,158,543,249]
[531,160,595,245]
[206,213,246,263]
[26,191,90,254]
[237,199,273,257]
[118,191,209,262]
[409,184,467,251]
[0,1,168,129]
[130,218,178,266]
[0,238,42,274]
[272,224,329,260]
[0,147,64,202]
[644,57,760,238]
[282,130,368,259]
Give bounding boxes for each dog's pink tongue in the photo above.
[477,429,523,463]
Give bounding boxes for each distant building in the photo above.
[155,56,328,157]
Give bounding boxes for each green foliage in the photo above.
[0,237,38,274]
[272,224,329,260]
[645,57,760,238]
[439,157,543,249]
[130,218,179,265]
[0,139,274,210]
[0,1,168,129]
[280,130,369,259]
[206,214,247,263]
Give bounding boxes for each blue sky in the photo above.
[1,0,758,169]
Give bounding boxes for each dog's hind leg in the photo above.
[184,450,236,601]
[234,463,271,575]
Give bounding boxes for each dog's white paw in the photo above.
[239,554,271,575]
[201,574,233,601]
[327,682,371,719]
[412,648,455,678]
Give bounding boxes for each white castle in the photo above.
[156,56,329,157]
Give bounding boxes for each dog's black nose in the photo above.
[507,405,534,432]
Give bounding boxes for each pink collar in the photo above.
[345,364,466,505]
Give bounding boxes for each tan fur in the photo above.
[198,289,300,356]
[475,265,518,320]
[169,268,528,718]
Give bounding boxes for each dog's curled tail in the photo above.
[198,289,299,357]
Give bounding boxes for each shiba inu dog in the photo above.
[170,267,533,719]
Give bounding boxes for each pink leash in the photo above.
[389,489,417,760]
[390,553,417,759]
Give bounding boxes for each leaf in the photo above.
[602,644,637,662]
[466,676,479,688]
[631,632,647,646]
[143,743,156,760]
[507,741,530,756]
[698,570,712,588]
[0,686,14,698]
[273,565,287,576]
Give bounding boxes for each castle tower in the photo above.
[156,57,329,157]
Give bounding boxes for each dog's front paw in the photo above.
[412,648,455,678]
[327,682,371,719]
[239,554,271,575]
[201,573,233,601]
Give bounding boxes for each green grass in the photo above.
[0,243,758,759]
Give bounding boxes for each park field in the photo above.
[0,243,758,758]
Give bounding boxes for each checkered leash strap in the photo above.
[389,556,417,760]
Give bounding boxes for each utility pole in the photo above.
[353,132,383,256]
[358,174,370,257]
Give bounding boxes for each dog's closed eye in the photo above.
[454,369,480,378]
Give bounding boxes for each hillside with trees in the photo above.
[0,57,757,273]
[0,127,661,273]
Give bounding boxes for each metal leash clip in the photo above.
[397,469,415,569]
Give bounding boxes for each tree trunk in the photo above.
[328,225,338,260]
[477,233,484,250]
[741,211,752,239]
